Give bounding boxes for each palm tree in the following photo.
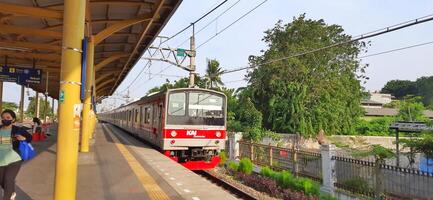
[205,59,224,89]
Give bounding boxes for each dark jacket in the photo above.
[0,125,33,156]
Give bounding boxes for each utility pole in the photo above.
[188,24,196,88]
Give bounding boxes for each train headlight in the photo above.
[215,131,222,138]
[170,131,177,137]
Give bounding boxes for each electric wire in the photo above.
[219,14,433,75]
[177,0,242,47]
[197,0,269,49]
[118,1,230,95]
[162,0,228,45]
[221,39,433,86]
[358,40,433,59]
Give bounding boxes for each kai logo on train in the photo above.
[186,130,197,136]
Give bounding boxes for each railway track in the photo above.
[195,170,257,200]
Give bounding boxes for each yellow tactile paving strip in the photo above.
[103,124,170,200]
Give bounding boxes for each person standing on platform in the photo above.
[32,117,42,135]
[0,109,32,200]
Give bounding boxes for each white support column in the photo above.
[228,132,243,160]
[321,144,336,195]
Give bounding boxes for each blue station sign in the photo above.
[0,66,42,84]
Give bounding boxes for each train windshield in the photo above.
[167,91,225,126]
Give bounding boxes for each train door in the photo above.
[156,102,163,147]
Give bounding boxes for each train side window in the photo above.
[144,107,151,124]
[135,109,139,123]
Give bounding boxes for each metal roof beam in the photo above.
[0,24,62,39]
[95,72,115,84]
[94,14,152,45]
[111,0,165,93]
[96,79,115,90]
[0,2,63,20]
[95,53,129,71]
[0,40,60,52]
[0,50,60,62]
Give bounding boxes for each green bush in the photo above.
[238,158,253,175]
[342,177,372,194]
[219,151,227,166]
[293,178,320,196]
[275,171,294,189]
[320,193,338,200]
[259,166,320,196]
[228,161,239,171]
[260,166,276,178]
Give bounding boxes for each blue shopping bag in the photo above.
[19,141,36,161]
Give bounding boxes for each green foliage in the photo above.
[237,97,262,129]
[320,193,338,200]
[146,75,207,94]
[228,161,239,171]
[205,59,224,88]
[260,166,277,178]
[341,177,373,194]
[247,14,366,137]
[352,144,395,162]
[399,132,433,158]
[219,151,227,167]
[26,97,54,119]
[381,80,416,99]
[238,158,253,175]
[397,97,428,122]
[259,167,320,196]
[2,102,18,112]
[381,76,433,108]
[354,117,395,136]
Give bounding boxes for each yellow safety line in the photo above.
[104,125,170,200]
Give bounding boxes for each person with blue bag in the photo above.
[0,109,32,200]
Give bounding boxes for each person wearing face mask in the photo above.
[0,109,32,200]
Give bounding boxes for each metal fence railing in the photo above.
[237,140,433,199]
[333,156,433,199]
[238,140,322,182]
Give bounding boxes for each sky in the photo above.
[3,0,433,111]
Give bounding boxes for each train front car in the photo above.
[163,88,227,170]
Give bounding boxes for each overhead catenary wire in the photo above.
[118,1,230,95]
[359,40,433,59]
[219,13,433,75]
[223,39,433,85]
[197,0,269,49]
[162,0,228,45]
[177,0,242,47]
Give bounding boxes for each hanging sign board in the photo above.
[0,66,42,84]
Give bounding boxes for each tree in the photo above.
[2,102,18,112]
[414,76,433,107]
[26,97,54,119]
[381,80,416,99]
[146,75,207,94]
[381,76,433,108]
[205,59,224,89]
[397,96,427,122]
[247,15,367,137]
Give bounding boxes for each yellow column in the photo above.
[0,81,3,111]
[90,65,96,139]
[80,36,94,152]
[19,85,25,122]
[54,0,86,199]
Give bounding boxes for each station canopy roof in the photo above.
[0,0,181,99]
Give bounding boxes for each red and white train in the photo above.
[99,88,227,170]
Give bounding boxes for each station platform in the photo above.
[15,123,237,200]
